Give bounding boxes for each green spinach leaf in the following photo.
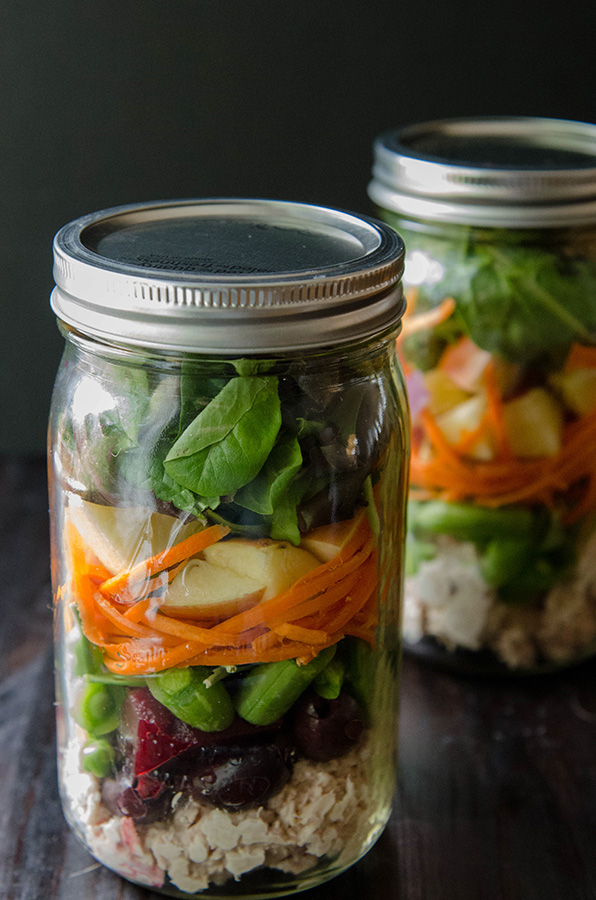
[164,377,282,497]
[235,432,304,543]
[235,432,302,516]
[117,377,214,515]
[110,366,150,443]
[397,222,596,365]
[458,246,596,361]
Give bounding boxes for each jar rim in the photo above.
[369,116,596,227]
[51,198,405,353]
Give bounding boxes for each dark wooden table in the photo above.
[1,456,595,900]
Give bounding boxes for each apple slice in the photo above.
[68,497,203,574]
[160,538,320,619]
[550,368,596,417]
[503,388,563,457]
[300,511,364,563]
[423,368,470,417]
[435,394,494,461]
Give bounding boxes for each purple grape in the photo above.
[188,741,294,810]
[292,690,364,761]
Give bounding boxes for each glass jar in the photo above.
[47,199,408,897]
[369,117,596,674]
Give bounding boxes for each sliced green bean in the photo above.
[81,738,115,777]
[72,608,104,677]
[148,666,234,732]
[75,683,124,736]
[343,637,374,715]
[480,538,533,588]
[87,672,152,687]
[313,656,345,700]
[498,558,559,605]
[234,646,336,726]
[409,500,536,543]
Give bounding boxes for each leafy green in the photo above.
[397,223,596,365]
[62,350,392,543]
[178,360,225,437]
[458,246,596,362]
[164,376,282,498]
[113,376,198,514]
[235,432,302,516]
[71,408,134,500]
[235,431,304,543]
[110,366,150,443]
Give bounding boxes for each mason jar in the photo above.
[47,199,408,897]
[369,116,596,674]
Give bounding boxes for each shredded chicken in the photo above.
[405,531,596,669]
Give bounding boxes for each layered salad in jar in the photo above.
[398,226,596,671]
[50,345,404,895]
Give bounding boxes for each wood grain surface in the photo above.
[1,456,595,900]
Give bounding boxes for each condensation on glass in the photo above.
[47,200,409,897]
[369,116,596,674]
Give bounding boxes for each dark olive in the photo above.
[292,690,364,762]
[188,741,293,810]
[101,771,172,824]
[125,687,284,778]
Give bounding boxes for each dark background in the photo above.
[2,0,595,453]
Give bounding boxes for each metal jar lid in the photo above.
[51,199,405,354]
[368,116,596,228]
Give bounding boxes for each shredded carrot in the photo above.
[123,597,154,623]
[273,623,330,644]
[318,557,378,634]
[343,625,376,648]
[135,610,259,649]
[399,297,456,340]
[104,640,205,674]
[92,590,173,640]
[448,412,492,456]
[265,566,364,628]
[114,559,189,606]
[66,506,381,673]
[411,394,596,516]
[483,361,513,459]
[99,524,230,599]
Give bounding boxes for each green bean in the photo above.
[498,558,559,604]
[72,609,104,677]
[81,738,115,777]
[480,538,533,588]
[75,683,124,736]
[343,637,374,715]
[87,673,151,687]
[313,656,345,700]
[234,646,336,726]
[148,666,234,732]
[409,500,536,543]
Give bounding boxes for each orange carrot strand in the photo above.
[100,524,230,599]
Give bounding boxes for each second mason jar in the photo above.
[48,199,409,896]
[369,116,596,673]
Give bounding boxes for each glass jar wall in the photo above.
[369,117,596,674]
[48,200,408,897]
